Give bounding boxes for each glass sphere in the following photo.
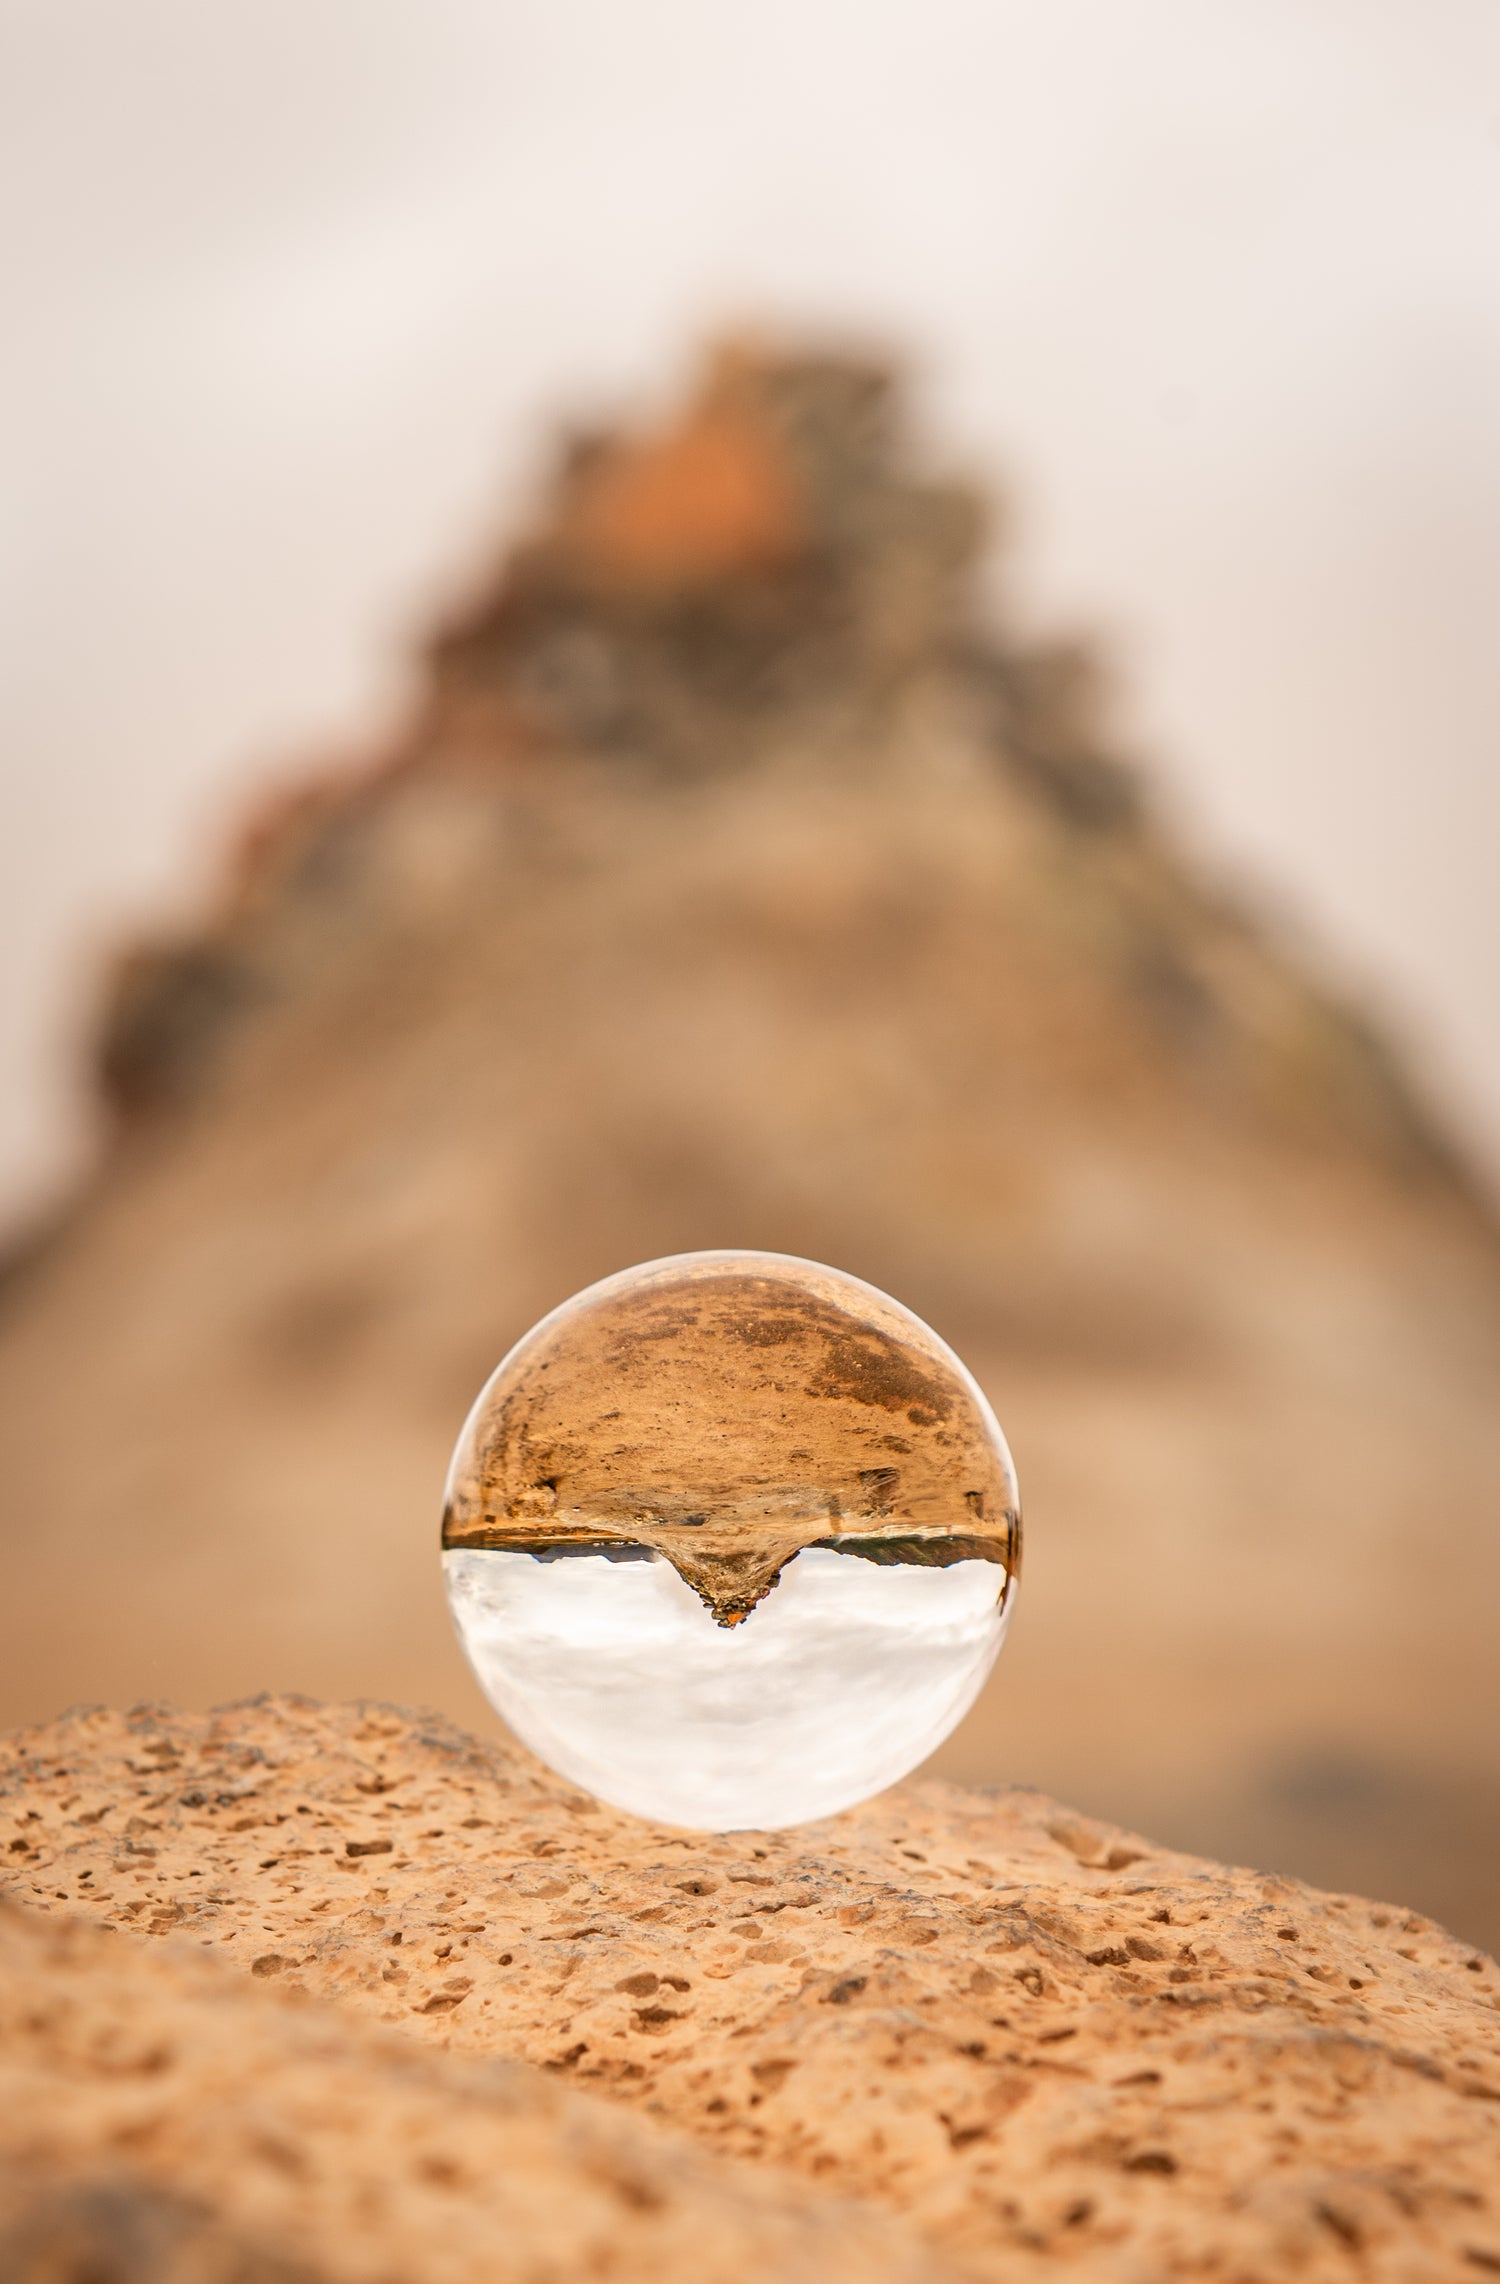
[442,1250,1019,1830]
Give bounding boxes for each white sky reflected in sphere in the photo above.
[439,1249,1021,1829]
[444,1544,1010,1829]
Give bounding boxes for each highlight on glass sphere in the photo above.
[441,1250,1020,1830]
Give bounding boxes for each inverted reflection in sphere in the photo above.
[442,1251,1020,1829]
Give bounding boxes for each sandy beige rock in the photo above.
[0,1906,950,2284]
[5,1697,1498,2280]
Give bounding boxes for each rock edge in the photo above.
[4,1695,1499,2280]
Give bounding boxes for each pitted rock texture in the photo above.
[4,1697,1499,2280]
[0,1909,946,2284]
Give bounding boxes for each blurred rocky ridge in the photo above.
[2,343,1498,1943]
[97,347,1449,1166]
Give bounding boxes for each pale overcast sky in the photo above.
[2,0,1498,1216]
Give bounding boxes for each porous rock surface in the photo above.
[0,1909,943,2284]
[4,1697,1498,2280]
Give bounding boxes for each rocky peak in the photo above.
[2,344,1498,1947]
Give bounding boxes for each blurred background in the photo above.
[2,2,1498,1944]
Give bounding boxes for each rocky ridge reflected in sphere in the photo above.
[442,1251,1020,1829]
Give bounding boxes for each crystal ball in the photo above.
[442,1250,1020,1830]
